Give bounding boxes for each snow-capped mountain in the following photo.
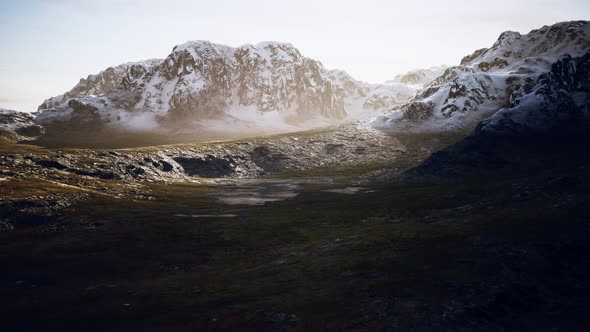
[0,108,44,140]
[407,51,590,180]
[477,51,590,136]
[373,21,590,132]
[37,41,415,133]
[38,59,162,111]
[387,65,448,86]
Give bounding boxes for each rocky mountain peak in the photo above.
[373,20,590,133]
[0,109,44,140]
[477,51,590,136]
[462,20,590,71]
[36,41,417,137]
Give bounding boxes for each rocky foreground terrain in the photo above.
[1,124,589,331]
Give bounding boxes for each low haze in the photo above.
[0,0,588,112]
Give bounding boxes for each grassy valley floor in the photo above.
[1,160,590,331]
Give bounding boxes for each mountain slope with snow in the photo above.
[388,65,448,86]
[476,51,590,136]
[406,51,590,180]
[37,41,417,134]
[373,21,590,132]
[0,108,44,141]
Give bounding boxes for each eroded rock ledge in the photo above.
[2,125,407,184]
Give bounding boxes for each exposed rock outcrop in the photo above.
[373,21,590,132]
[0,109,44,141]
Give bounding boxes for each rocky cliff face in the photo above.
[0,109,44,141]
[373,21,590,132]
[476,52,590,136]
[37,59,162,111]
[406,52,590,180]
[37,41,415,134]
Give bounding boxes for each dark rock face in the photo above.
[249,146,289,173]
[0,109,45,141]
[476,58,510,72]
[15,125,44,137]
[32,159,68,170]
[174,156,236,178]
[374,21,590,132]
[156,160,174,172]
[476,51,590,136]
[406,52,590,181]
[126,165,146,176]
[66,100,103,125]
[71,169,119,180]
[36,41,383,134]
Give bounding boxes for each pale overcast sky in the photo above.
[0,0,588,112]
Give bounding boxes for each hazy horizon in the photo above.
[1,0,589,112]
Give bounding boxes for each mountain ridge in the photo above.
[373,20,590,133]
[405,50,590,181]
[36,41,419,136]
